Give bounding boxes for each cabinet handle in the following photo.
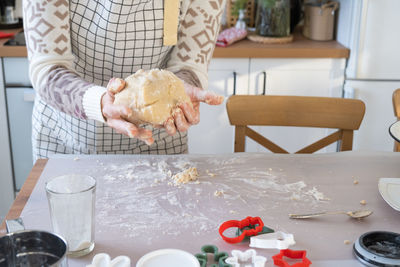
[232,71,237,95]
[262,71,267,95]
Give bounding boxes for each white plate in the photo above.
[389,121,400,143]
[136,249,200,267]
[378,178,400,211]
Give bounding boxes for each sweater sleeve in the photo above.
[166,0,226,89]
[22,0,106,122]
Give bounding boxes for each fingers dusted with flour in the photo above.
[184,83,224,105]
[101,77,154,145]
[163,82,224,136]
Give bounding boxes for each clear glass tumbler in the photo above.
[46,175,96,257]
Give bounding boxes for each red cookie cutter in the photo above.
[272,249,312,267]
[219,216,264,244]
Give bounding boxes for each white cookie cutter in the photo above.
[225,249,266,267]
[250,231,295,250]
[86,253,131,267]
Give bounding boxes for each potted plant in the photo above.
[232,0,248,29]
[255,0,290,37]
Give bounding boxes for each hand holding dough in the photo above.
[114,69,191,125]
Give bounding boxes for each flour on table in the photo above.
[206,170,216,177]
[306,187,331,201]
[214,190,224,197]
[93,154,332,244]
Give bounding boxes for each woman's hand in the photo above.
[164,82,224,136]
[101,78,154,145]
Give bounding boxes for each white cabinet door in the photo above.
[188,58,249,154]
[6,88,35,190]
[345,80,400,151]
[0,61,15,221]
[249,58,345,97]
[246,58,346,153]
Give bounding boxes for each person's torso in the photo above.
[69,0,176,86]
[32,0,189,158]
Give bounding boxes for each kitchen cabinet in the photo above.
[6,87,35,190]
[188,58,249,154]
[188,58,346,154]
[3,57,34,192]
[0,60,15,221]
[336,0,400,152]
[345,81,399,151]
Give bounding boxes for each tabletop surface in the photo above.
[5,152,400,267]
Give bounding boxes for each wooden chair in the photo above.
[393,88,400,152]
[226,95,366,153]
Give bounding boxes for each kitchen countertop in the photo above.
[0,28,27,57]
[0,28,349,59]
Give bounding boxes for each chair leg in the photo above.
[340,130,353,151]
[234,126,246,152]
[395,141,400,152]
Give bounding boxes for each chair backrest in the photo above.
[393,88,400,152]
[226,95,366,153]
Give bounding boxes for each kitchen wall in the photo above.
[15,0,23,18]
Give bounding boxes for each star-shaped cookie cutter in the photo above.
[272,249,312,267]
[225,249,267,267]
[250,231,295,250]
[195,245,231,267]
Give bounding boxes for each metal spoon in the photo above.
[289,210,373,219]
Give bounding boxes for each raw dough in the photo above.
[171,167,199,185]
[114,69,191,125]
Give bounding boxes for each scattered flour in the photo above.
[93,154,331,244]
[306,186,331,201]
[214,190,224,197]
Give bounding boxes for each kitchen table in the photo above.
[1,152,400,267]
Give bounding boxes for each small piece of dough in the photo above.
[172,167,198,185]
[214,190,224,197]
[114,69,191,125]
[360,200,366,205]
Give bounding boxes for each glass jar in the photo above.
[255,0,290,37]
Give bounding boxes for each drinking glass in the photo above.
[46,175,96,257]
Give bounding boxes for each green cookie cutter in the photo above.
[195,245,232,267]
[236,225,274,241]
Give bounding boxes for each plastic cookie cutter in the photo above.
[225,249,267,267]
[250,231,295,250]
[236,225,274,241]
[195,245,231,267]
[86,253,130,267]
[219,216,264,244]
[272,249,312,267]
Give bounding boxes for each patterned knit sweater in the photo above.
[23,0,225,123]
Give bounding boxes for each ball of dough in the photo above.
[114,69,191,125]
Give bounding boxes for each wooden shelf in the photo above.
[0,28,349,59]
[213,30,349,59]
[0,28,27,57]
